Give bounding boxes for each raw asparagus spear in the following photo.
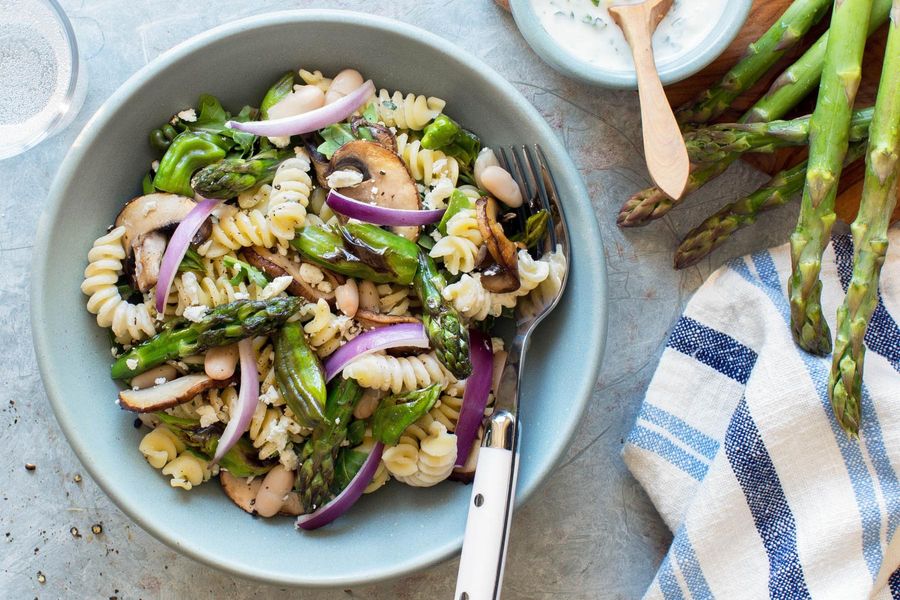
[676,0,833,125]
[296,378,364,513]
[829,10,900,436]
[788,0,874,355]
[413,252,472,379]
[674,142,868,269]
[685,108,873,165]
[111,298,303,379]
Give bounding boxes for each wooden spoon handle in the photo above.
[615,7,690,199]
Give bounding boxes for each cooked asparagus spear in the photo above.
[111,298,303,379]
[674,142,868,269]
[675,0,833,125]
[414,252,472,379]
[154,132,230,198]
[829,11,900,436]
[296,378,364,513]
[685,108,873,165]
[789,0,874,355]
[274,321,328,428]
[190,150,289,199]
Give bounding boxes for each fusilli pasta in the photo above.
[396,133,459,185]
[383,415,457,487]
[161,451,211,490]
[429,208,484,275]
[342,351,456,394]
[301,298,357,357]
[375,90,445,131]
[139,426,184,469]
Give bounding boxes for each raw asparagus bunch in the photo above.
[674,142,868,269]
[190,150,289,199]
[414,252,472,379]
[617,0,893,227]
[685,108,873,165]
[788,0,874,355]
[675,0,832,125]
[111,297,303,378]
[829,10,900,436]
[296,378,364,513]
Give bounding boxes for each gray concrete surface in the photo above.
[0,1,793,598]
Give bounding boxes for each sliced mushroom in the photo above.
[475,196,520,293]
[354,309,421,330]
[118,373,233,413]
[220,471,263,514]
[350,116,397,153]
[114,193,211,292]
[303,136,331,188]
[329,140,421,241]
[242,247,343,305]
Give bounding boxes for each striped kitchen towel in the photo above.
[623,230,900,600]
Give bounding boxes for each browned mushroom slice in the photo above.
[350,117,397,153]
[220,471,262,514]
[475,196,520,293]
[354,309,421,330]
[114,193,211,292]
[242,246,343,305]
[118,374,233,413]
[329,140,421,241]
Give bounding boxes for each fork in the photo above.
[453,145,571,600]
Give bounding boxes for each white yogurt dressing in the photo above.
[531,0,728,72]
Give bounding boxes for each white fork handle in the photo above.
[454,447,519,600]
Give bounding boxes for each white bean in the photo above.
[205,344,239,380]
[267,85,325,119]
[358,280,379,312]
[254,465,295,518]
[480,165,523,208]
[325,69,365,105]
[474,147,500,190]
[130,364,178,390]
[335,279,360,318]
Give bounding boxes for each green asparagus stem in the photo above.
[274,322,328,429]
[674,142,868,269]
[746,0,894,123]
[618,161,730,227]
[685,108,874,165]
[789,0,874,355]
[296,378,364,513]
[260,71,295,120]
[111,298,303,379]
[829,10,900,436]
[371,385,441,445]
[675,0,833,125]
[190,150,288,199]
[153,132,230,197]
[414,252,472,379]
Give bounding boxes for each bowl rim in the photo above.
[31,8,608,587]
[509,0,752,89]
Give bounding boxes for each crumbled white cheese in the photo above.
[259,385,280,406]
[298,263,324,285]
[261,275,294,300]
[177,108,197,122]
[154,377,168,386]
[268,135,291,148]
[196,405,220,428]
[110,347,118,358]
[183,305,209,323]
[151,160,160,172]
[326,169,364,189]
[278,446,299,471]
[126,358,139,370]
[424,177,454,209]
[233,292,250,300]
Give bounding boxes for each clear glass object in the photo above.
[0,0,86,160]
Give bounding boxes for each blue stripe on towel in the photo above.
[673,529,713,600]
[889,566,900,599]
[832,235,900,371]
[658,553,686,600]
[725,397,811,599]
[639,404,720,461]
[728,253,884,578]
[667,316,758,384]
[627,425,709,481]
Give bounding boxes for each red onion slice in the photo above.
[213,338,258,463]
[454,329,492,467]
[324,323,429,381]
[296,442,384,530]
[326,189,445,226]
[154,198,219,313]
[226,80,375,138]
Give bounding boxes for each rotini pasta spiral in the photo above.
[375,90,445,131]
[395,133,459,186]
[161,451,211,490]
[429,393,464,433]
[383,415,457,487]
[248,402,303,463]
[262,156,311,243]
[199,205,277,258]
[168,269,257,316]
[518,247,567,320]
[357,432,391,494]
[341,352,456,394]
[429,208,484,275]
[376,283,414,316]
[139,426,184,469]
[298,68,332,93]
[301,298,357,357]
[81,227,157,344]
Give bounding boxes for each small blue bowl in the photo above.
[510,0,752,89]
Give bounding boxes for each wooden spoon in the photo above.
[609,0,690,200]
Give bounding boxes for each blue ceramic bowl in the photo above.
[31,10,607,587]
[510,0,752,89]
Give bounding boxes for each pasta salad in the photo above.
[81,67,566,529]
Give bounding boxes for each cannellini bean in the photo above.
[353,388,383,420]
[254,465,295,518]
[358,280,379,312]
[205,344,239,380]
[130,364,178,390]
[474,147,500,190]
[481,166,523,208]
[267,85,325,119]
[335,279,360,318]
[325,69,365,105]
